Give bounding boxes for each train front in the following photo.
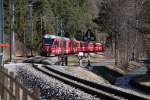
[40,34,54,56]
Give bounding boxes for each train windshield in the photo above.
[43,38,54,45]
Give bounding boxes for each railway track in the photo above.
[31,64,150,100]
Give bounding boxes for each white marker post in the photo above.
[78,52,84,67]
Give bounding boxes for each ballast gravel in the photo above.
[8,63,101,100]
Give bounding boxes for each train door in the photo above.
[55,39,59,55]
[70,40,73,54]
[95,43,103,52]
[57,38,61,55]
[51,39,56,54]
[73,40,77,53]
[80,42,83,52]
[82,42,86,52]
[95,43,100,52]
[95,43,98,52]
[63,39,66,54]
[77,41,81,53]
[67,40,72,54]
[88,42,94,52]
[56,40,59,55]
[59,38,66,54]
[65,40,69,54]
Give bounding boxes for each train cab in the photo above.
[41,34,55,55]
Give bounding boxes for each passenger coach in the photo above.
[40,34,103,56]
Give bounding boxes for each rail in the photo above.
[0,67,40,100]
[33,64,150,100]
[23,58,150,100]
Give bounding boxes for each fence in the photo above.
[0,67,40,100]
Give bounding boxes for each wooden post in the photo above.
[15,76,20,100]
[0,68,40,100]
[0,0,4,66]
[32,87,40,98]
[23,89,27,100]
[9,72,14,100]
[4,69,8,100]
[0,68,2,97]
[0,68,4,99]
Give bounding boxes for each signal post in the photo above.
[0,0,3,66]
[83,29,96,67]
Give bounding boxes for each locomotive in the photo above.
[40,34,103,56]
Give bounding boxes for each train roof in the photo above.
[44,34,57,39]
[43,34,103,43]
[44,34,71,40]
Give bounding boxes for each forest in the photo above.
[3,0,150,68]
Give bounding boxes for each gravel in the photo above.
[5,63,100,100]
[22,57,107,84]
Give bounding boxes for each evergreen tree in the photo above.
[4,0,97,50]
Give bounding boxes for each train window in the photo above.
[80,42,82,47]
[64,41,66,47]
[74,42,77,47]
[43,38,54,45]
[69,42,71,47]
[55,40,58,46]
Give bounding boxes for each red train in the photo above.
[40,34,103,56]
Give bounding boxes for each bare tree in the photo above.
[95,0,150,69]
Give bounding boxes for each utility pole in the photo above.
[9,0,13,62]
[56,17,59,35]
[87,30,91,67]
[40,16,43,35]
[114,31,117,65]
[28,0,33,57]
[60,18,64,37]
[59,18,68,66]
[0,0,4,66]
[60,18,64,66]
